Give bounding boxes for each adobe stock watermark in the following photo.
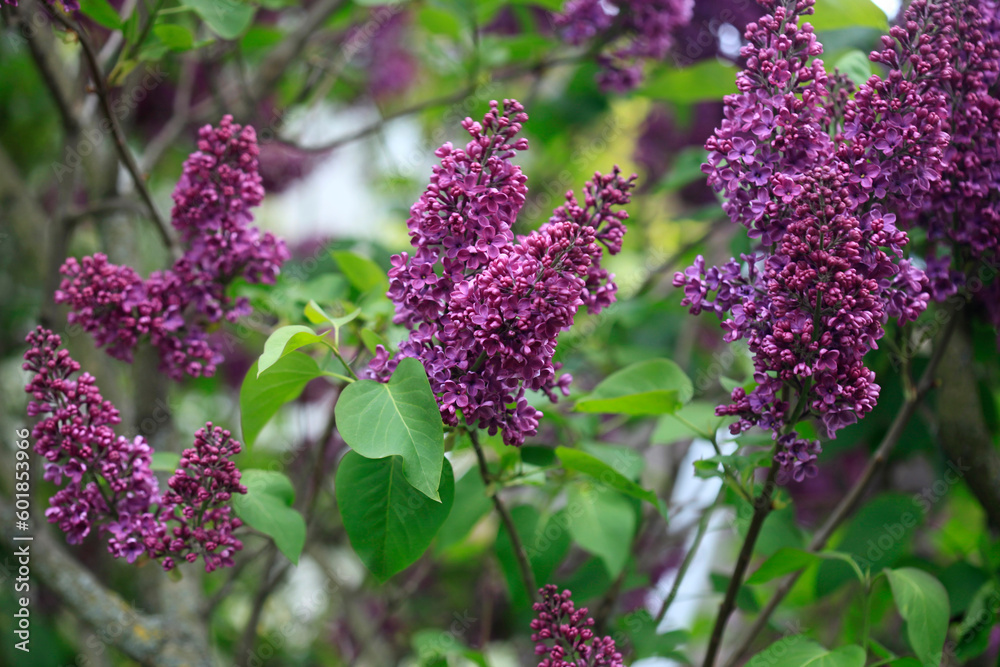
[12,427,33,654]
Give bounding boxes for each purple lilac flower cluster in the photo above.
[55,116,288,380]
[370,99,634,446]
[23,327,246,571]
[530,585,624,667]
[145,424,246,572]
[674,0,952,483]
[906,1,1000,293]
[555,0,694,91]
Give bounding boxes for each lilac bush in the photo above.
[673,0,953,482]
[56,116,289,380]
[369,99,635,446]
[23,327,245,571]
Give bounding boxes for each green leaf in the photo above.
[816,493,922,597]
[575,359,693,416]
[746,547,820,585]
[360,328,387,355]
[150,451,180,472]
[642,60,739,103]
[240,354,323,448]
[80,0,123,29]
[153,24,195,51]
[418,6,463,38]
[332,250,389,295]
[335,357,444,501]
[956,580,999,660]
[747,637,866,667]
[336,452,454,581]
[495,506,571,605]
[435,470,492,552]
[810,0,888,31]
[257,325,329,377]
[833,49,872,86]
[180,0,255,40]
[886,567,950,667]
[556,447,666,519]
[232,470,307,564]
[653,401,730,444]
[660,146,709,192]
[566,483,635,577]
[305,300,360,330]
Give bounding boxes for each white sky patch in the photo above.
[872,0,902,18]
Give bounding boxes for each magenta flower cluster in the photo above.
[23,327,245,571]
[530,585,624,667]
[145,424,247,572]
[906,0,1000,290]
[674,0,953,482]
[55,115,288,380]
[555,0,694,91]
[370,99,634,446]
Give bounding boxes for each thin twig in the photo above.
[50,12,177,255]
[469,429,538,602]
[702,459,781,667]
[9,3,80,135]
[234,547,290,660]
[200,543,271,617]
[721,315,959,667]
[655,486,726,625]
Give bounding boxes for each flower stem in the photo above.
[702,458,781,667]
[468,429,538,602]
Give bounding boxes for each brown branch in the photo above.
[0,497,211,666]
[655,486,726,625]
[702,458,780,667]
[8,2,80,135]
[469,429,538,602]
[248,0,348,107]
[721,315,959,667]
[234,547,290,662]
[936,309,1000,530]
[49,12,177,256]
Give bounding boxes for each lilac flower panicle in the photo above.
[372,99,635,446]
[56,115,289,380]
[23,328,246,571]
[675,0,951,481]
[145,424,247,572]
[531,585,624,667]
[23,327,160,557]
[904,0,1000,297]
[556,0,695,91]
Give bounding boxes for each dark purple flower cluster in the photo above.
[23,327,246,571]
[56,116,289,380]
[146,424,246,572]
[555,0,694,91]
[674,0,952,481]
[905,0,1000,291]
[530,585,624,667]
[24,327,160,558]
[370,99,634,446]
